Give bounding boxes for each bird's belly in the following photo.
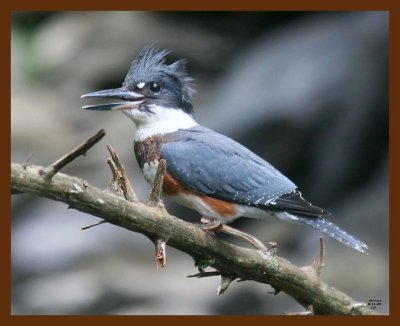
[166,193,273,223]
[160,172,241,223]
[166,192,241,223]
[141,162,264,223]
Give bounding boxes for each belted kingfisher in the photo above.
[82,45,368,253]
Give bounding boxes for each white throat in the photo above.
[129,105,198,141]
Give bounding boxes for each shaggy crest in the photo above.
[123,45,196,105]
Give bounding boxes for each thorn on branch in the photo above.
[187,269,237,295]
[187,271,221,278]
[147,159,167,209]
[39,129,106,181]
[266,241,278,257]
[300,238,325,280]
[106,144,138,202]
[193,257,216,273]
[81,219,107,230]
[350,302,367,312]
[258,242,278,260]
[217,275,235,295]
[311,237,325,275]
[154,238,167,268]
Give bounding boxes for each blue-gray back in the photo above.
[161,126,297,207]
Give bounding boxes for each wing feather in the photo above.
[161,126,327,217]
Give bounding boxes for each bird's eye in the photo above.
[149,82,161,93]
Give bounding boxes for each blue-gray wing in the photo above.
[161,126,327,217]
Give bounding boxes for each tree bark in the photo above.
[11,162,377,315]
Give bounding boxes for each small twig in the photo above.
[188,270,238,295]
[106,144,137,202]
[40,129,106,180]
[106,157,119,181]
[187,271,221,278]
[22,153,33,170]
[105,158,124,196]
[81,220,107,230]
[147,159,167,208]
[217,275,235,295]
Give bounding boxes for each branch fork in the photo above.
[106,144,138,202]
[147,159,167,209]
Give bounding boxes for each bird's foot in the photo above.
[221,224,270,252]
[199,217,223,232]
[200,217,270,252]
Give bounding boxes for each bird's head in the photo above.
[82,45,196,129]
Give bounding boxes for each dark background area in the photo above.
[11,11,388,314]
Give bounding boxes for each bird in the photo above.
[82,45,368,253]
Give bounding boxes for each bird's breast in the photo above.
[142,160,160,184]
[134,136,163,170]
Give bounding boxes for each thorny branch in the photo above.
[11,130,378,315]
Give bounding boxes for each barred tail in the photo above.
[296,216,368,253]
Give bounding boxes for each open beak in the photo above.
[81,87,145,111]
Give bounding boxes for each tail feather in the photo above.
[296,216,368,253]
[275,212,368,253]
